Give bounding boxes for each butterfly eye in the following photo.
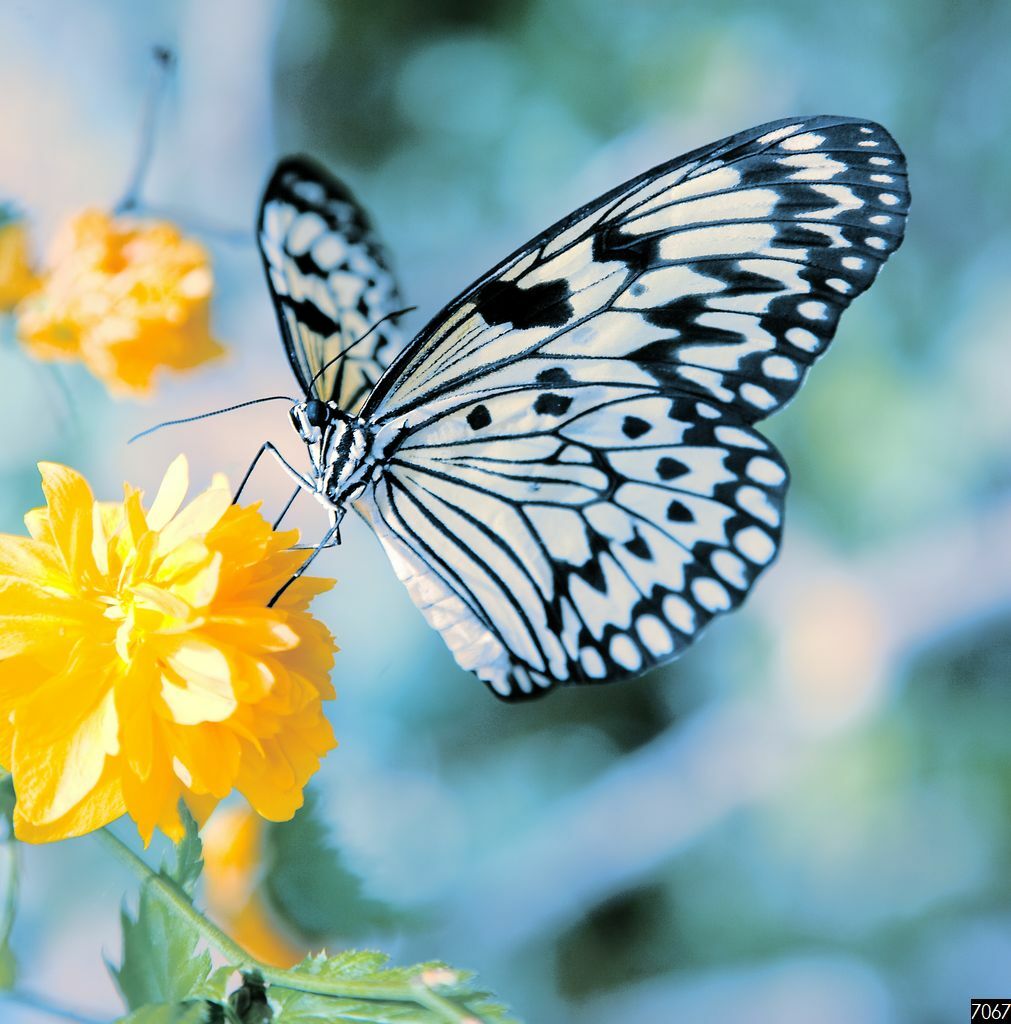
[305,399,329,427]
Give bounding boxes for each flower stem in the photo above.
[116,46,175,214]
[96,828,485,1023]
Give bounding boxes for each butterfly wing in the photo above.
[257,156,405,413]
[358,115,909,699]
[361,390,787,699]
[363,116,907,425]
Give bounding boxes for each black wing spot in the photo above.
[474,278,573,329]
[622,415,651,439]
[467,404,491,430]
[657,456,689,481]
[534,393,573,416]
[666,499,693,522]
[536,367,574,385]
[625,530,652,560]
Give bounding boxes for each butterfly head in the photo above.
[289,397,335,444]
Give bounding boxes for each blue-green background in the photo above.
[1,1,1010,1021]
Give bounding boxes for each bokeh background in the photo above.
[1,1,1010,1021]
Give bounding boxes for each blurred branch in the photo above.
[116,47,176,214]
[439,494,1011,956]
[130,203,251,247]
[0,989,106,1024]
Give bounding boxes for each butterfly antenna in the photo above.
[128,395,296,444]
[308,305,417,391]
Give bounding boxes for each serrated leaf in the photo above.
[266,949,517,1024]
[192,964,238,1001]
[118,1003,208,1024]
[263,790,393,942]
[164,806,204,898]
[292,950,392,979]
[112,883,213,1008]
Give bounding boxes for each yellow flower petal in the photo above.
[14,768,125,843]
[0,578,82,658]
[206,612,300,653]
[13,675,119,825]
[155,543,220,609]
[160,638,237,725]
[23,507,55,545]
[0,533,70,591]
[147,454,190,530]
[155,486,231,557]
[37,462,99,584]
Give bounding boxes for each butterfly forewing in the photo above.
[258,156,405,413]
[348,115,908,699]
[363,116,908,426]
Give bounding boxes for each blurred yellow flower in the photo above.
[15,210,224,396]
[203,804,303,967]
[0,456,337,844]
[0,211,39,311]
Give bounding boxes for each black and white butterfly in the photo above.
[250,116,909,701]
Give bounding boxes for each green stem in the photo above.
[97,828,250,966]
[96,828,483,1024]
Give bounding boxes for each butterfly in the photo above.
[252,115,909,701]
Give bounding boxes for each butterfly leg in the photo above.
[291,508,342,550]
[273,486,301,529]
[268,511,344,606]
[233,441,312,504]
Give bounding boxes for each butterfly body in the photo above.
[287,398,375,513]
[257,118,909,700]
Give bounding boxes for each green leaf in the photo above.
[267,950,517,1024]
[192,964,238,1001]
[111,812,219,1009]
[118,1003,209,1024]
[263,790,393,942]
[165,806,204,899]
[112,880,214,1008]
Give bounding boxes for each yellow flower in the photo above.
[15,210,224,396]
[0,456,337,844]
[0,211,39,312]
[203,804,303,967]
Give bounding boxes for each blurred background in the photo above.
[1,0,1009,1021]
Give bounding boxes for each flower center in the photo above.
[100,583,199,662]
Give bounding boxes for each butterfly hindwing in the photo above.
[361,388,787,699]
[353,115,907,699]
[258,156,404,413]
